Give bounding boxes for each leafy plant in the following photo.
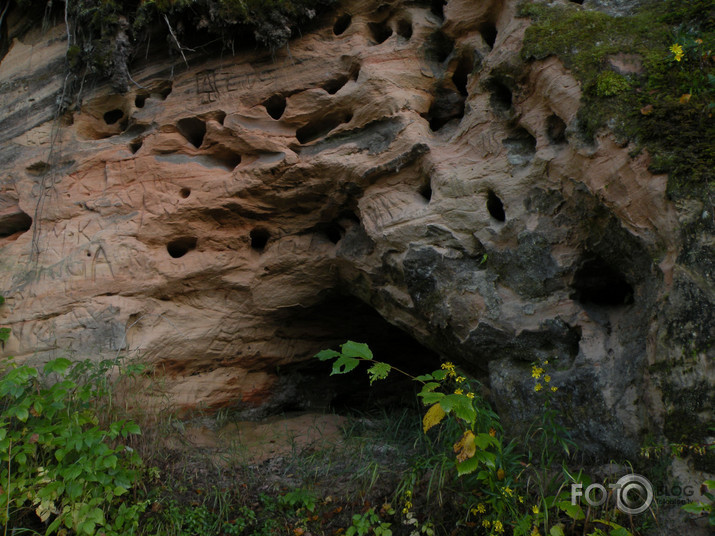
[0,356,145,535]
[346,507,393,536]
[682,480,715,526]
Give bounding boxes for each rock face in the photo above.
[0,0,712,462]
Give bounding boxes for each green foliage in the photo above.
[346,507,393,536]
[279,487,317,513]
[682,480,715,526]
[0,356,145,535]
[520,0,715,198]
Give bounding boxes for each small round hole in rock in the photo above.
[180,187,191,199]
[488,79,512,113]
[546,114,567,145]
[264,94,286,120]
[324,223,344,244]
[431,0,446,19]
[368,21,393,44]
[129,138,143,154]
[250,228,270,251]
[167,236,197,258]
[135,94,147,108]
[0,210,32,238]
[103,109,124,125]
[419,181,432,202]
[487,191,505,222]
[333,13,352,35]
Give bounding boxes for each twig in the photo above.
[0,2,10,33]
[163,14,189,68]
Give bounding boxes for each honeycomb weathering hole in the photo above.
[333,13,352,35]
[103,109,124,125]
[396,19,413,40]
[167,237,197,258]
[488,78,513,113]
[180,187,191,199]
[419,181,433,202]
[571,257,633,306]
[250,228,270,251]
[0,211,32,238]
[487,190,506,221]
[177,117,206,148]
[296,111,353,144]
[547,114,568,144]
[431,0,446,19]
[452,53,474,97]
[368,21,393,44]
[479,22,498,49]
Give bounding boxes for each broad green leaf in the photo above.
[681,502,707,514]
[367,362,391,384]
[14,407,28,422]
[452,396,476,423]
[315,349,340,361]
[456,455,480,476]
[704,479,715,489]
[549,525,565,536]
[558,501,585,521]
[432,369,448,380]
[124,422,141,435]
[414,374,434,381]
[417,391,445,405]
[0,327,9,343]
[420,382,440,393]
[474,433,499,450]
[422,403,446,433]
[43,358,72,375]
[340,341,373,360]
[15,452,26,465]
[331,356,360,375]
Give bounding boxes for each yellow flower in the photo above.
[489,427,497,437]
[470,508,478,516]
[482,520,491,528]
[543,360,549,365]
[454,388,464,395]
[456,376,466,383]
[518,496,524,504]
[544,375,551,383]
[477,503,486,514]
[494,520,504,533]
[532,505,539,515]
[466,392,475,399]
[551,386,558,392]
[502,486,513,497]
[534,383,543,392]
[531,527,541,536]
[531,366,544,379]
[670,43,684,61]
[441,362,455,371]
[497,468,506,480]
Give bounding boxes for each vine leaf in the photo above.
[331,356,360,375]
[340,341,373,360]
[453,430,476,462]
[422,403,446,433]
[367,362,391,384]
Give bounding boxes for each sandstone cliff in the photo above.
[0,0,712,472]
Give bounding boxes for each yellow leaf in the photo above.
[453,430,476,462]
[422,403,446,433]
[679,93,692,104]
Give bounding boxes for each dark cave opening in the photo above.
[571,257,634,307]
[177,117,207,149]
[0,210,32,238]
[271,294,442,414]
[368,21,393,45]
[264,94,287,120]
[333,13,352,35]
[479,22,498,49]
[250,228,270,251]
[487,190,506,221]
[167,236,197,258]
[103,109,124,125]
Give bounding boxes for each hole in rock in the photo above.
[157,81,173,100]
[129,138,143,154]
[250,228,270,251]
[426,30,454,63]
[487,190,505,221]
[479,22,498,49]
[503,127,537,165]
[419,180,433,202]
[167,236,197,258]
[296,110,353,144]
[431,0,446,19]
[271,295,441,413]
[314,222,344,244]
[368,21,393,44]
[26,161,50,175]
[180,187,191,199]
[103,109,124,125]
[204,110,227,125]
[211,148,242,170]
[177,117,206,148]
[0,210,32,238]
[571,257,633,307]
[396,19,413,39]
[323,75,350,95]
[264,94,286,119]
[333,13,352,35]
[487,78,512,113]
[546,114,567,145]
[425,87,465,131]
[570,0,584,4]
[135,94,147,108]
[452,53,474,97]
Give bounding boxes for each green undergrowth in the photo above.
[520,0,715,199]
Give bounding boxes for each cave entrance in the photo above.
[267,294,441,415]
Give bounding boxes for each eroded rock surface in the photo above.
[0,0,712,462]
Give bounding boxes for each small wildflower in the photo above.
[531,365,544,379]
[518,496,524,504]
[670,43,684,62]
[544,375,551,383]
[454,388,464,395]
[494,520,504,533]
[489,427,497,437]
[551,386,558,392]
[470,508,478,516]
[502,486,513,497]
[441,362,455,371]
[402,507,409,514]
[482,520,491,529]
[534,383,543,392]
[532,505,539,515]
[696,38,703,44]
[679,93,692,104]
[455,376,466,383]
[466,392,475,399]
[543,360,549,365]
[477,503,486,514]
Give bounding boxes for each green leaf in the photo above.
[15,452,26,465]
[315,349,340,361]
[367,362,391,384]
[418,391,445,404]
[14,406,29,422]
[432,369,448,380]
[43,358,72,375]
[703,480,715,489]
[414,374,434,381]
[549,525,565,536]
[682,502,707,514]
[331,356,360,375]
[558,501,585,520]
[124,422,141,435]
[456,455,480,476]
[340,341,373,360]
[420,382,440,393]
[474,433,499,450]
[0,327,9,343]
